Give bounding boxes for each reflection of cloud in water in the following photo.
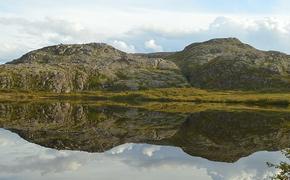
[142,145,161,157]
[0,150,89,175]
[110,143,134,154]
[0,129,287,180]
[0,136,15,146]
[0,129,94,175]
[7,150,89,174]
[106,144,282,180]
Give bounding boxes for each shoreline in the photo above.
[0,88,289,107]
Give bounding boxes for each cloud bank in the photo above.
[0,0,290,63]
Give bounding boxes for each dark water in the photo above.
[0,101,289,180]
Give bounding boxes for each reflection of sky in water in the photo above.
[0,128,287,180]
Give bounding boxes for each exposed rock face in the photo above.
[0,43,189,92]
[2,38,290,92]
[167,38,290,90]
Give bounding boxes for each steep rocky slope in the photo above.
[0,43,188,92]
[167,38,290,90]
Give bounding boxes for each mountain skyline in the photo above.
[1,37,290,93]
[1,0,290,63]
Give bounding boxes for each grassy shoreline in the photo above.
[0,88,289,106]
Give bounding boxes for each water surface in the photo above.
[0,101,289,179]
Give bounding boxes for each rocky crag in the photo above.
[0,43,188,92]
[1,38,290,92]
[166,38,290,90]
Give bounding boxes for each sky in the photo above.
[0,0,290,63]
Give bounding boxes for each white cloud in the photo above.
[0,0,290,64]
[0,17,102,44]
[0,10,215,61]
[111,40,136,53]
[1,13,290,63]
[144,39,163,52]
[204,16,290,52]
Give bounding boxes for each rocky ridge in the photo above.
[166,38,290,90]
[1,38,290,92]
[0,43,188,92]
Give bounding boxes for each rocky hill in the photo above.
[166,38,290,90]
[1,38,290,92]
[0,43,188,92]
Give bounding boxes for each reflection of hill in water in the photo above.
[0,102,290,162]
[159,111,290,162]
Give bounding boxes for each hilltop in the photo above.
[166,38,290,90]
[1,38,290,92]
[0,43,188,92]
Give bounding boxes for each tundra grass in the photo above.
[0,88,290,106]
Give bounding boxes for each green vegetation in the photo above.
[268,149,290,180]
[1,39,290,108]
[1,87,290,108]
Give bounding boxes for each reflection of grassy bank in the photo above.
[1,88,290,106]
[1,99,290,115]
[131,102,290,114]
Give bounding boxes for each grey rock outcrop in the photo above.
[166,38,290,90]
[0,43,189,92]
[2,38,290,92]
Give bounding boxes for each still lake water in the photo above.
[0,101,289,180]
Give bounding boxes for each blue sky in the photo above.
[0,0,290,63]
